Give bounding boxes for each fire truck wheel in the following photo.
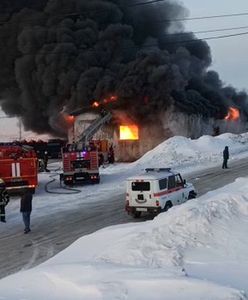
[133,211,141,218]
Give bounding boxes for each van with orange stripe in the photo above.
[125,168,196,218]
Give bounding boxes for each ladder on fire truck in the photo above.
[78,111,112,145]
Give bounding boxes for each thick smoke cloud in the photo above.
[0,0,247,137]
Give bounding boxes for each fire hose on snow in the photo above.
[45,167,81,195]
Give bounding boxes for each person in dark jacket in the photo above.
[20,189,33,233]
[108,145,115,164]
[0,179,9,223]
[98,153,104,167]
[43,151,50,172]
[222,146,229,169]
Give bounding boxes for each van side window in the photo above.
[168,176,176,190]
[159,178,167,190]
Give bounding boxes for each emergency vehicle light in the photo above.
[145,168,171,172]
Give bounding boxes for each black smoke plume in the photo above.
[0,0,247,137]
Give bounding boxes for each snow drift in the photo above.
[1,177,248,299]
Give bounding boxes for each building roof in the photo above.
[69,107,98,117]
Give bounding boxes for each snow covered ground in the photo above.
[3,132,248,226]
[1,132,248,299]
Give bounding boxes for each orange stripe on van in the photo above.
[154,187,183,197]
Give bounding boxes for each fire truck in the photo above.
[60,111,112,185]
[0,145,38,193]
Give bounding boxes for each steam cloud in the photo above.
[0,0,247,137]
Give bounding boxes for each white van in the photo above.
[125,168,196,218]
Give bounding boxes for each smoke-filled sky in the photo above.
[183,0,248,90]
[0,0,247,139]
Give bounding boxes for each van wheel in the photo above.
[188,191,196,200]
[164,201,173,212]
[133,211,141,218]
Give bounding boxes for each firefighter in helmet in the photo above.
[0,178,9,223]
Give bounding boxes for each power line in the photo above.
[157,31,248,45]
[19,30,248,56]
[10,23,248,44]
[123,0,165,7]
[1,3,248,25]
[52,0,166,18]
[191,25,248,35]
[0,0,167,24]
[48,9,248,23]
[160,12,248,23]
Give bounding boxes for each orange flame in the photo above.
[92,101,100,108]
[120,125,139,140]
[225,107,240,121]
[103,95,118,104]
[64,114,75,125]
[91,95,118,108]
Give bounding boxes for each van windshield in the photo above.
[131,182,150,191]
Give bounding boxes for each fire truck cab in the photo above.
[125,168,196,218]
[0,145,38,193]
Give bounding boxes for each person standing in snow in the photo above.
[98,153,104,167]
[20,189,33,233]
[108,145,115,164]
[43,151,49,172]
[0,179,9,223]
[222,146,229,169]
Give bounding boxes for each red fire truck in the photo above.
[0,145,38,193]
[60,147,100,185]
[60,110,112,186]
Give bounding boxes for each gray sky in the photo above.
[1,0,247,140]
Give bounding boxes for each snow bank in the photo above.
[134,132,248,170]
[48,178,248,272]
[92,178,248,269]
[1,177,248,299]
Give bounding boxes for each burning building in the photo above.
[67,103,246,162]
[0,0,248,148]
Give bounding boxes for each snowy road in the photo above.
[1,157,248,279]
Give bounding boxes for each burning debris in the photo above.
[91,95,118,109]
[0,0,247,138]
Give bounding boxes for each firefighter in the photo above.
[108,145,115,164]
[0,178,9,223]
[98,153,104,167]
[43,151,50,172]
[38,158,45,172]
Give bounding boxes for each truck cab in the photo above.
[125,168,196,218]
